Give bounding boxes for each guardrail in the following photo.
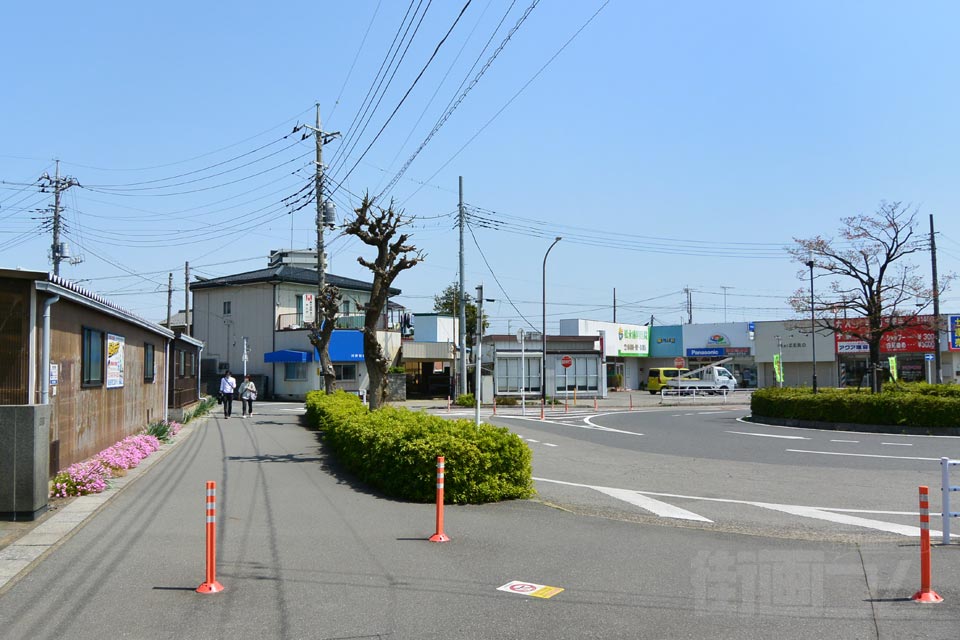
[942,457,960,544]
[659,387,732,404]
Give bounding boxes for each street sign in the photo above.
[674,357,686,368]
[925,353,935,361]
[560,355,573,369]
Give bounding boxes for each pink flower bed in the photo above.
[51,433,167,498]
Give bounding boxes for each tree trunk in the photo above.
[363,328,388,409]
[319,319,336,394]
[869,341,882,393]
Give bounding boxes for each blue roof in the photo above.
[264,349,313,363]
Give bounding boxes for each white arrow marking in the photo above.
[786,449,939,461]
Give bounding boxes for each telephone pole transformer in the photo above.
[39,159,80,276]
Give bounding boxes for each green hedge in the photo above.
[305,390,534,503]
[751,385,960,428]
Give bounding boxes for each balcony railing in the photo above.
[276,312,390,331]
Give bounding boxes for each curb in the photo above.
[0,416,205,595]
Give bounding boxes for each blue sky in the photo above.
[3,1,959,334]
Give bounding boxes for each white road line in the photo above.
[534,478,711,522]
[741,416,960,439]
[508,415,642,436]
[881,442,913,447]
[534,478,952,537]
[726,431,810,440]
[697,411,730,415]
[831,439,859,443]
[527,439,540,443]
[543,443,558,447]
[786,449,939,462]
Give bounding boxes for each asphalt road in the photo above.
[2,402,959,639]
[485,406,960,542]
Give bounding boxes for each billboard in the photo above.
[106,333,125,389]
[834,316,938,354]
[950,315,960,352]
[559,319,649,357]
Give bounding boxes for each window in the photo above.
[284,362,307,380]
[144,343,155,382]
[82,328,104,386]
[334,364,357,381]
[223,301,232,316]
[341,300,351,314]
[555,355,599,392]
[495,356,541,394]
[189,352,196,377]
[178,350,186,377]
[295,294,304,325]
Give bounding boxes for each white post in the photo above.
[519,328,526,416]
[943,457,952,544]
[242,337,249,376]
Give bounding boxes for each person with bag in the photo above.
[239,375,257,417]
[219,370,237,419]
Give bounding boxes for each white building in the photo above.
[189,253,402,400]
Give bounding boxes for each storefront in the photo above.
[835,316,939,385]
[682,322,757,387]
[559,319,648,391]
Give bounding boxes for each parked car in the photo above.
[647,367,690,394]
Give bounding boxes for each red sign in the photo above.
[560,355,573,369]
[674,357,686,368]
[835,316,938,354]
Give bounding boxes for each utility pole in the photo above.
[39,159,79,276]
[613,288,617,323]
[166,273,173,329]
[684,287,693,324]
[720,286,732,322]
[459,176,467,396]
[184,262,191,336]
[930,214,943,384]
[475,283,483,426]
[299,104,341,324]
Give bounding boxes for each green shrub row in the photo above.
[305,390,535,503]
[751,386,960,428]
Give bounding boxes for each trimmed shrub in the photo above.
[455,393,475,407]
[495,396,518,406]
[751,386,960,429]
[305,390,534,503]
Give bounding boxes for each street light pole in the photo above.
[542,237,562,404]
[806,258,818,393]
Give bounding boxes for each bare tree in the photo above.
[788,201,937,392]
[343,194,423,409]
[306,284,341,394]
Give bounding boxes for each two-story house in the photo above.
[189,250,402,400]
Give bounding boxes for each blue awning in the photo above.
[264,349,313,363]
[321,330,365,362]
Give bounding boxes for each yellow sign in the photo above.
[497,580,564,599]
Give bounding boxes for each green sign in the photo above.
[888,356,898,381]
[772,354,784,383]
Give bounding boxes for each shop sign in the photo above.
[687,347,724,357]
[950,315,960,351]
[835,317,937,354]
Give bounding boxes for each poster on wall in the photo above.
[106,333,125,388]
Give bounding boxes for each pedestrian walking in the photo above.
[239,375,257,417]
[219,370,237,419]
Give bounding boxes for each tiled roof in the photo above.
[189,264,400,295]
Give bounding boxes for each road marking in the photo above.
[498,581,564,599]
[534,478,712,522]
[726,431,810,440]
[697,411,730,415]
[830,439,859,443]
[508,415,642,436]
[786,449,939,462]
[527,439,540,443]
[534,478,951,537]
[742,416,960,439]
[881,442,913,447]
[543,443,558,447]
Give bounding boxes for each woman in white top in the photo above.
[239,375,257,417]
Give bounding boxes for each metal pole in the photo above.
[806,258,818,393]
[52,160,62,276]
[166,273,173,329]
[459,177,467,396]
[930,214,943,384]
[942,457,951,545]
[542,238,561,403]
[520,328,526,416]
[475,284,483,426]
[316,104,325,320]
[184,262,190,336]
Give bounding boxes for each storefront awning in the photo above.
[264,349,313,363]
[322,330,365,362]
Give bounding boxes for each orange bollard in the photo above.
[493,400,497,415]
[912,485,943,603]
[429,457,450,542]
[594,396,598,411]
[447,396,451,413]
[197,481,225,593]
[629,394,634,411]
[540,399,545,420]
[564,395,568,413]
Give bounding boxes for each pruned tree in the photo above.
[306,284,341,394]
[788,201,942,392]
[433,282,486,348]
[343,194,423,409]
